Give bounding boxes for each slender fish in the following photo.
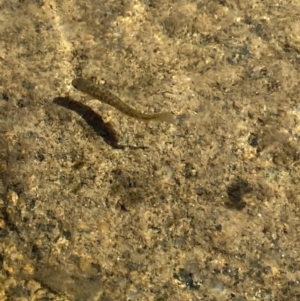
[72,78,175,124]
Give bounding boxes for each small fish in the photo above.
[72,78,175,124]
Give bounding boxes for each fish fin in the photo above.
[154,112,176,124]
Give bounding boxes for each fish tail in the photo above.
[153,112,175,124]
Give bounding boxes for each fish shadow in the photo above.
[53,97,122,149]
[53,97,148,150]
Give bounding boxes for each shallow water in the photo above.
[1,1,300,300]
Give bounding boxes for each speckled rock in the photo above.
[1,0,300,300]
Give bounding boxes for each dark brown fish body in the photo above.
[72,78,175,124]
